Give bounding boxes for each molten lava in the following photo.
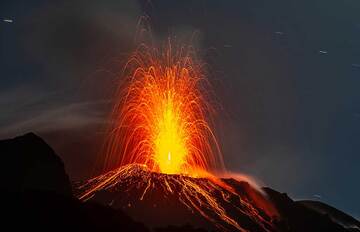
[103,42,224,176]
[77,39,278,232]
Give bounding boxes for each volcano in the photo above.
[2,35,358,232]
[75,164,276,232]
[74,164,357,232]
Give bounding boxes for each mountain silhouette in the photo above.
[0,132,71,195]
[0,133,148,231]
[299,200,360,231]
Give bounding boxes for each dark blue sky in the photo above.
[1,0,359,218]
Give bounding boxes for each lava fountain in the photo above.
[76,39,278,232]
[102,41,224,177]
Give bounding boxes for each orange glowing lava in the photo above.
[102,41,224,176]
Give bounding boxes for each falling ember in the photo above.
[102,41,224,176]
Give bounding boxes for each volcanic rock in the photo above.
[263,187,350,232]
[298,200,360,231]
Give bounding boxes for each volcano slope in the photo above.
[75,164,357,232]
[75,164,277,232]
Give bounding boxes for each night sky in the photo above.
[1,0,359,218]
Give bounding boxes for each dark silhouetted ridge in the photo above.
[0,132,71,195]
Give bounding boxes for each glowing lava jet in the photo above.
[103,41,224,177]
[77,40,278,232]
